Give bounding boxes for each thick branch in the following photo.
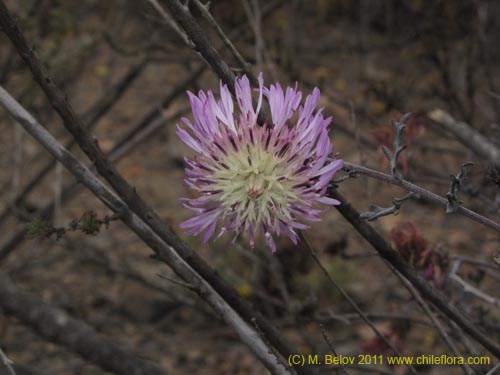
[429,109,500,168]
[329,189,500,359]
[0,273,168,375]
[158,0,236,92]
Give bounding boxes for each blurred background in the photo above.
[0,0,499,374]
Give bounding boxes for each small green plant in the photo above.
[25,211,120,240]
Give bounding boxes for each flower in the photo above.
[177,73,343,252]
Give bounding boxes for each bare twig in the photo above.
[319,324,348,375]
[156,0,236,92]
[381,113,411,179]
[300,232,417,375]
[360,192,415,221]
[446,162,475,213]
[0,272,168,375]
[450,259,500,310]
[145,0,191,46]
[386,263,476,375]
[0,103,190,262]
[0,58,149,227]
[484,361,500,375]
[343,162,500,233]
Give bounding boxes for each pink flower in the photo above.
[177,74,343,252]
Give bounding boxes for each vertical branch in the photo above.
[10,122,22,202]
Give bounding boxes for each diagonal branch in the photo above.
[192,0,258,85]
[155,0,236,92]
[0,85,293,375]
[0,272,169,375]
[0,3,305,371]
[343,161,500,233]
[328,188,500,359]
[429,109,500,169]
[0,58,149,227]
[0,346,16,375]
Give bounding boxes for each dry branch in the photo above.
[0,3,304,371]
[343,161,500,233]
[0,58,149,227]
[429,109,500,168]
[0,85,292,375]
[158,0,236,92]
[0,346,16,375]
[329,189,500,359]
[0,273,168,375]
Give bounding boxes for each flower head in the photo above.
[177,74,343,252]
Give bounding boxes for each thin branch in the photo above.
[145,0,191,46]
[360,192,415,221]
[381,113,411,179]
[0,58,149,227]
[0,273,167,375]
[484,361,500,375]
[386,263,476,375]
[343,161,500,233]
[450,259,500,310]
[446,162,475,213]
[0,103,190,263]
[319,324,348,375]
[300,232,418,375]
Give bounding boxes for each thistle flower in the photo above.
[177,74,343,252]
